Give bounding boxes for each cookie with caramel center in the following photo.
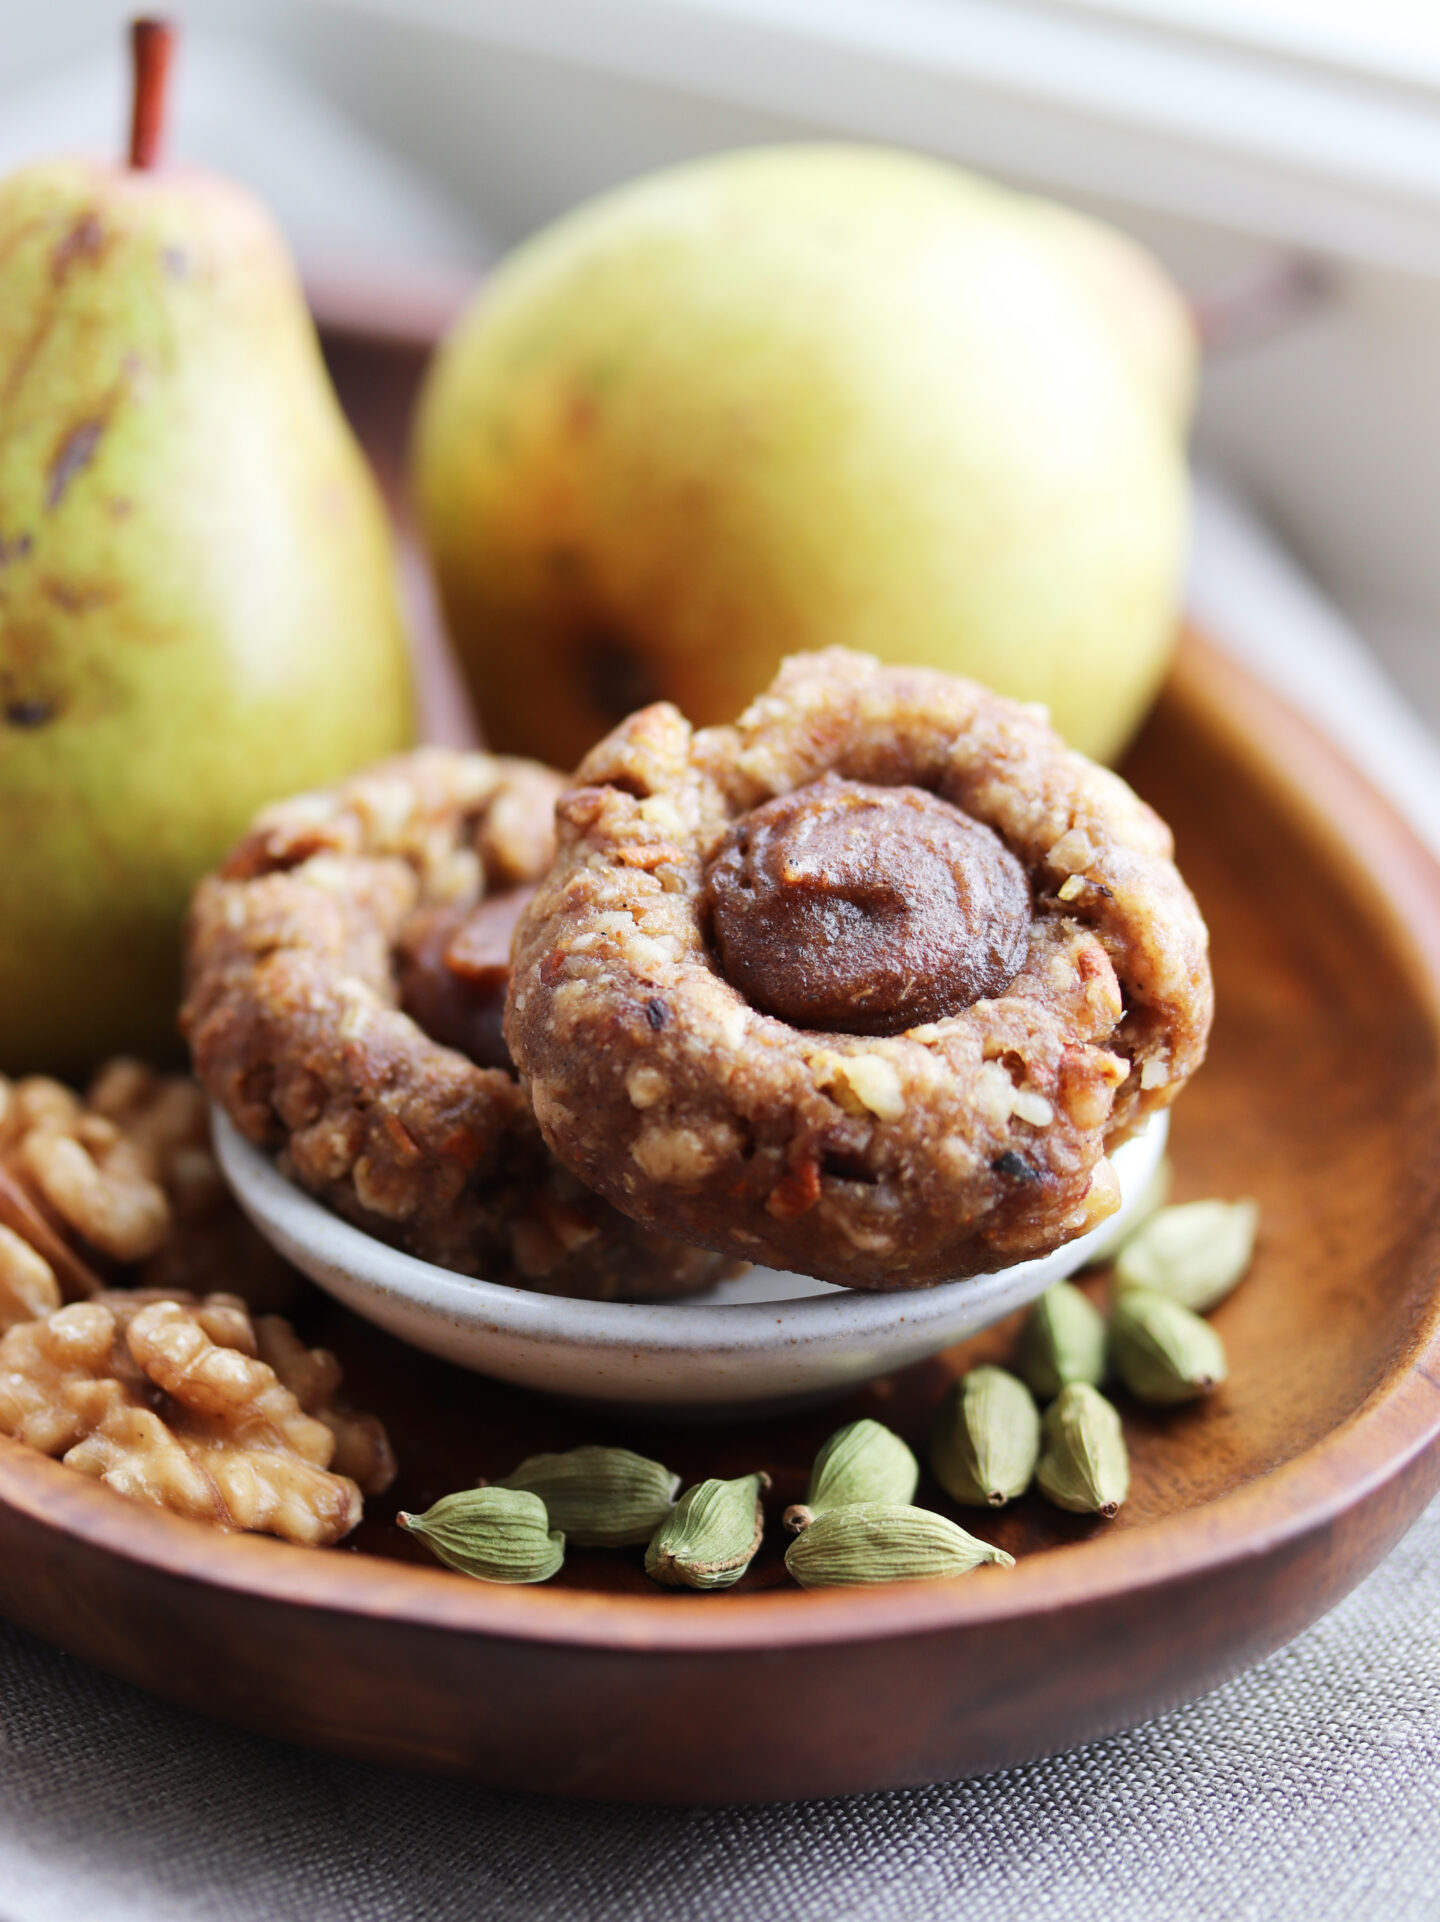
[504,649,1214,1291]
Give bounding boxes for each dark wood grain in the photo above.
[0,322,1436,1802]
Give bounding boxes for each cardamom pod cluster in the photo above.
[930,1366,1040,1508]
[1109,1289,1228,1404]
[397,1191,1253,1595]
[645,1472,770,1590]
[784,1418,1012,1583]
[1016,1281,1108,1401]
[1010,1282,1132,1517]
[783,1417,918,1533]
[398,1486,565,1583]
[1035,1383,1130,1517]
[786,1503,1015,1588]
[987,1187,1252,1517]
[496,1445,680,1547]
[1113,1198,1258,1314]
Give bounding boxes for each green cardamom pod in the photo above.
[1016,1281,1108,1401]
[398,1487,564,1583]
[783,1418,919,1533]
[930,1366,1040,1507]
[1083,1154,1173,1268]
[1035,1383,1129,1517]
[1109,1287,1229,1404]
[785,1502,1015,1588]
[494,1445,680,1547]
[644,1472,770,1590]
[1114,1198,1259,1314]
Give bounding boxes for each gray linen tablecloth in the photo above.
[1,1491,1437,1922]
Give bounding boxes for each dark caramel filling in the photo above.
[396,883,537,1072]
[703,777,1030,1035]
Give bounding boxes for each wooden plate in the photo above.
[0,326,1437,1805]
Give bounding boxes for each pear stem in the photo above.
[128,18,175,171]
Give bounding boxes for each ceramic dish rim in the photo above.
[210,1110,1169,1357]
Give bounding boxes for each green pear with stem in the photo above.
[0,20,415,1073]
[413,144,1193,774]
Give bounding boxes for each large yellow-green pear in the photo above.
[412,144,1194,774]
[0,154,415,1073]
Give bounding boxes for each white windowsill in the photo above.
[306,0,1440,273]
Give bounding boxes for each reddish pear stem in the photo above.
[128,18,175,170]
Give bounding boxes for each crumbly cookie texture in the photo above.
[0,1290,393,1545]
[183,749,736,1301]
[505,649,1213,1289]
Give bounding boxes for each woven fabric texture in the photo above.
[1,1493,1436,1922]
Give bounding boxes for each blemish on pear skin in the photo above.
[43,578,115,613]
[580,632,660,723]
[3,699,55,729]
[51,213,106,284]
[566,389,599,437]
[46,420,106,509]
[0,532,33,565]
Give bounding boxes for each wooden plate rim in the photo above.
[3,1353,1439,1657]
[2,632,1438,1656]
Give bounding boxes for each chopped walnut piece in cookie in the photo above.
[0,1292,394,1545]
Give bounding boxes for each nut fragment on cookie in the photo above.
[631,1122,735,1186]
[626,1066,669,1110]
[810,1051,906,1123]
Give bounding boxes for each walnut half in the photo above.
[0,1292,395,1546]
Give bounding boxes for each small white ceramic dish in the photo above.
[214,1111,1166,1415]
